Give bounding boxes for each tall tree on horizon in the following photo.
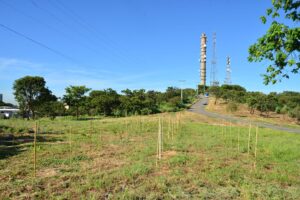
[63,85,90,119]
[13,76,56,119]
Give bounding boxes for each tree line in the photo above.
[208,84,300,121]
[12,76,197,119]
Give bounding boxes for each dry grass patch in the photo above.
[207,98,299,126]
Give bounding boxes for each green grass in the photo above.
[0,113,299,199]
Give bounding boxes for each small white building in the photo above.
[0,106,19,119]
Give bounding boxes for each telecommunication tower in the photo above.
[224,56,232,85]
[210,33,219,86]
[200,33,207,86]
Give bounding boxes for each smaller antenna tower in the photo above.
[224,56,232,85]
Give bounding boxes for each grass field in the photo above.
[0,112,300,199]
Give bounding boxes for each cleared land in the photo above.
[0,112,300,199]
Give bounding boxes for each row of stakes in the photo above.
[31,115,259,178]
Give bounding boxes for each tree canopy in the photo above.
[63,86,91,119]
[13,76,56,119]
[248,0,300,84]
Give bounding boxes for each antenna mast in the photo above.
[224,56,232,85]
[210,33,219,86]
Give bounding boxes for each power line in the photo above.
[0,23,80,63]
[50,0,142,66]
[30,0,132,66]
[0,0,112,62]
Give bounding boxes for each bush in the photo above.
[280,105,289,115]
[275,106,281,114]
[288,106,300,121]
[226,102,238,113]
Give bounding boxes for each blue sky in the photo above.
[0,0,299,103]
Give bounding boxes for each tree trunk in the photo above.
[32,109,35,120]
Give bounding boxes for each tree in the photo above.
[63,86,90,119]
[247,96,258,114]
[13,76,56,119]
[248,0,300,84]
[209,86,222,104]
[89,89,120,116]
[289,106,300,121]
[220,84,247,103]
[38,101,65,119]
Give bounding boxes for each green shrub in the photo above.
[280,105,289,115]
[226,102,238,113]
[288,106,300,121]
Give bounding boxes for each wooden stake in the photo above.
[168,117,171,139]
[158,118,162,159]
[161,117,163,154]
[69,126,72,164]
[247,123,252,157]
[229,121,232,149]
[237,127,240,153]
[254,126,258,168]
[33,121,37,178]
[125,119,128,134]
[156,117,162,165]
[90,120,93,137]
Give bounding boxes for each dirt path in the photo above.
[188,97,300,134]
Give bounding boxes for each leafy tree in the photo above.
[63,86,90,119]
[165,87,181,100]
[209,86,223,104]
[89,89,120,116]
[198,85,209,94]
[248,0,300,84]
[38,101,65,119]
[13,76,55,119]
[247,96,258,114]
[255,93,277,116]
[289,106,300,121]
[256,94,268,115]
[220,84,247,103]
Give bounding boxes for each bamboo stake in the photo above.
[224,122,228,161]
[125,119,128,134]
[237,127,240,153]
[69,126,72,164]
[156,118,162,166]
[33,121,37,178]
[161,117,163,154]
[254,126,258,168]
[171,119,174,140]
[168,117,171,139]
[247,123,252,157]
[90,120,93,150]
[158,118,162,159]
